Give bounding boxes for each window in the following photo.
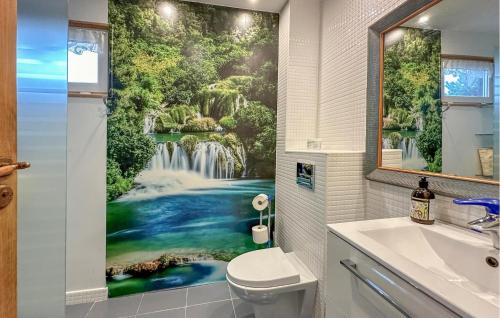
[68,42,99,83]
[442,58,494,104]
[68,26,108,93]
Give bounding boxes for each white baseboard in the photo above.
[66,287,108,305]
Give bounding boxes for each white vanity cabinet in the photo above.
[326,231,460,318]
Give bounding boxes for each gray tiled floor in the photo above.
[66,281,254,318]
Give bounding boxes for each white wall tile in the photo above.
[326,152,366,224]
[366,180,487,227]
[382,149,403,168]
[277,2,325,316]
[318,0,404,151]
[277,0,495,317]
[276,150,327,318]
[66,287,108,305]
[284,0,321,150]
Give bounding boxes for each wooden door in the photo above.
[0,0,18,317]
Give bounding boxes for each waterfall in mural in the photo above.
[144,114,156,135]
[107,0,278,297]
[121,141,246,201]
[193,142,239,179]
[150,142,246,181]
[382,135,428,170]
[400,138,418,161]
[150,143,189,172]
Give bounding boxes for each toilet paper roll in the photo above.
[252,194,269,211]
[252,225,269,244]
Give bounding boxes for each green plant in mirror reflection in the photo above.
[383,27,442,172]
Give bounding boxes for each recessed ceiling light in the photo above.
[158,2,177,21]
[418,15,430,24]
[385,28,405,47]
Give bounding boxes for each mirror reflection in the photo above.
[380,0,499,182]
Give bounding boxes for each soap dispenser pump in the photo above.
[410,177,435,224]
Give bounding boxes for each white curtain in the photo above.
[442,58,493,76]
[68,27,108,92]
[68,28,107,54]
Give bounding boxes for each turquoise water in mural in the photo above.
[106,179,275,297]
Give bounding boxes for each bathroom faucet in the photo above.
[453,198,499,249]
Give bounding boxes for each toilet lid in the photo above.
[227,247,300,288]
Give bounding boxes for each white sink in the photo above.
[328,217,500,318]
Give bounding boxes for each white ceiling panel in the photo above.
[403,0,499,35]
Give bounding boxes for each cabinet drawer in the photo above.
[326,232,460,318]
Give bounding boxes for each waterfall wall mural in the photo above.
[106,0,278,297]
[382,27,442,172]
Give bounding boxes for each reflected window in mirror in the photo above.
[379,0,499,184]
[442,58,494,104]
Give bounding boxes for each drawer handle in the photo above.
[340,259,412,318]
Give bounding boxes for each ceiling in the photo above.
[182,0,288,13]
[403,0,499,35]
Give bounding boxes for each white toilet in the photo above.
[226,247,317,318]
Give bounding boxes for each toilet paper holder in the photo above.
[252,193,273,246]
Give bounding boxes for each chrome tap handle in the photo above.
[470,225,500,249]
[456,198,500,249]
[453,198,499,216]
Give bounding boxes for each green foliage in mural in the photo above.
[198,86,241,120]
[197,76,252,120]
[179,135,199,157]
[182,117,218,132]
[234,102,276,177]
[219,116,237,131]
[206,133,246,176]
[106,110,157,201]
[106,159,133,202]
[109,0,278,109]
[387,132,402,149]
[107,0,279,199]
[384,28,441,114]
[384,108,417,130]
[383,27,442,172]
[155,105,198,132]
[416,107,443,172]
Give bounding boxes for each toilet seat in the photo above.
[226,247,300,288]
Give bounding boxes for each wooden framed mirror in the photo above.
[366,0,499,198]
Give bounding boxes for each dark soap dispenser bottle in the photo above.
[410,177,435,225]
